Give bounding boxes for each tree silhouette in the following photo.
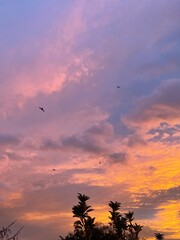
[91,223,116,240]
[59,193,147,240]
[125,211,134,225]
[72,193,94,240]
[108,201,127,240]
[131,223,143,240]
[0,220,23,240]
[155,233,164,240]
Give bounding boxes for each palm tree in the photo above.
[109,201,121,212]
[72,193,94,240]
[59,194,145,240]
[155,233,164,240]
[109,201,127,240]
[84,216,95,239]
[109,201,121,227]
[125,211,134,225]
[132,223,143,240]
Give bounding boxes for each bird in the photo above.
[99,161,101,164]
[117,86,121,89]
[39,107,45,112]
[53,169,56,171]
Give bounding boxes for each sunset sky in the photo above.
[0,1,180,240]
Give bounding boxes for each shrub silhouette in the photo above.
[155,233,164,240]
[59,193,165,240]
[59,193,146,240]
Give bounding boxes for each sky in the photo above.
[0,0,180,239]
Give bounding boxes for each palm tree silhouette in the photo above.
[155,232,164,240]
[72,193,94,240]
[132,223,143,240]
[109,201,121,223]
[109,201,127,240]
[59,194,146,240]
[84,216,95,239]
[125,211,134,225]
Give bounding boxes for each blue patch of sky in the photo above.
[0,0,74,48]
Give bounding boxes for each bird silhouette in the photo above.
[117,86,121,88]
[39,107,45,112]
[53,169,56,171]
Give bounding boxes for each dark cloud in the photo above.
[60,134,106,154]
[41,138,60,151]
[60,122,114,154]
[0,133,22,146]
[147,122,180,144]
[85,122,113,138]
[127,134,147,147]
[41,122,113,154]
[134,186,180,213]
[148,166,157,174]
[3,151,29,162]
[127,79,180,124]
[41,135,106,154]
[108,152,128,164]
[122,186,180,238]
[140,29,180,80]
[60,167,105,176]
[134,207,158,221]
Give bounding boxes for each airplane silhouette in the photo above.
[39,107,45,112]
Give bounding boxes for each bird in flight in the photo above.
[39,107,45,112]
[117,86,121,88]
[53,169,56,171]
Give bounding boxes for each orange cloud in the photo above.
[21,211,72,222]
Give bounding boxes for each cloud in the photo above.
[136,186,180,206]
[2,151,35,162]
[0,133,22,146]
[0,183,131,238]
[60,121,114,154]
[107,152,128,164]
[41,121,114,154]
[125,79,180,126]
[0,1,102,119]
[147,122,180,144]
[85,122,114,138]
[126,134,147,147]
[123,187,180,239]
[0,1,180,240]
[61,134,106,154]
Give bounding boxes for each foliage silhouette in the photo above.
[72,193,94,240]
[125,211,134,225]
[108,200,127,239]
[0,220,23,240]
[155,232,164,240]
[59,193,165,240]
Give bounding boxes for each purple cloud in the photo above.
[126,79,180,124]
[0,133,22,146]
